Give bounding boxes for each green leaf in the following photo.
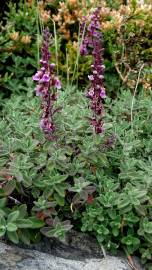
[18,204,27,219]
[7,223,17,232]
[41,224,66,240]
[40,174,68,186]
[143,221,152,234]
[0,189,5,197]
[134,205,146,216]
[112,227,119,237]
[97,154,109,167]
[7,231,19,244]
[117,197,130,209]
[3,180,16,196]
[16,219,33,228]
[0,198,7,208]
[124,212,139,224]
[0,226,6,237]
[0,216,6,226]
[54,193,65,206]
[97,225,109,236]
[28,217,45,228]
[7,211,20,223]
[121,235,140,246]
[54,184,66,197]
[18,229,31,245]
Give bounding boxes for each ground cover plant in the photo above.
[0,1,152,269]
[1,81,152,269]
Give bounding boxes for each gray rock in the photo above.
[23,230,103,260]
[0,240,144,270]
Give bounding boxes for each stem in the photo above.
[36,0,40,67]
[52,20,59,76]
[9,196,21,205]
[130,63,144,133]
[71,21,86,87]
[66,48,69,87]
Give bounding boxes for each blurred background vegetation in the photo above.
[0,0,151,101]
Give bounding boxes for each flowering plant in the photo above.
[33,27,61,139]
[80,7,106,134]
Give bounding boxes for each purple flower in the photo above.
[40,60,47,65]
[40,118,54,133]
[41,74,50,83]
[35,85,43,96]
[33,71,42,81]
[98,75,104,79]
[54,77,61,89]
[41,67,45,71]
[50,63,55,69]
[100,88,106,99]
[36,86,48,97]
[86,88,94,99]
[88,75,94,81]
[80,44,88,55]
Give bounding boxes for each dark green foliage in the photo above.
[0,1,38,97]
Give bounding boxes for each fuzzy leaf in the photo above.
[16,219,33,228]
[28,217,45,228]
[7,223,17,232]
[7,230,19,244]
[3,180,16,196]
[7,211,20,223]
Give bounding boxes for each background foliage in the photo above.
[0,0,151,98]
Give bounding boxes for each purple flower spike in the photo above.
[32,27,61,139]
[80,7,106,134]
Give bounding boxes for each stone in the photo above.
[24,230,103,260]
[0,241,144,270]
[0,231,144,270]
[0,242,144,270]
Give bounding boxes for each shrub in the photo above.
[52,1,152,92]
[81,89,152,268]
[101,1,152,92]
[0,82,152,267]
[0,1,38,97]
[0,81,108,243]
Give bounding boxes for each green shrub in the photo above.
[0,80,152,267]
[0,81,107,243]
[0,1,38,97]
[81,89,152,268]
[101,1,152,92]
